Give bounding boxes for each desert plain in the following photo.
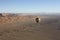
[0,14,60,40]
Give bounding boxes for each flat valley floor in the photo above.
[0,16,60,40]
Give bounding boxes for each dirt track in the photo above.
[0,16,60,40]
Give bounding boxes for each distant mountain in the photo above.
[1,13,60,16]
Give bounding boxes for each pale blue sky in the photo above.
[0,0,60,13]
